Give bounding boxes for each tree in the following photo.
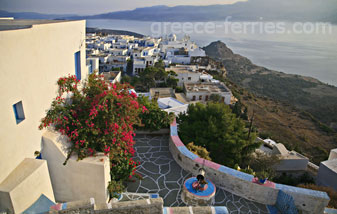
[137,95,174,131]
[232,101,243,117]
[154,59,165,70]
[126,59,133,75]
[177,102,260,167]
[139,67,157,90]
[210,94,222,102]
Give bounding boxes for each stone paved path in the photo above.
[126,134,270,214]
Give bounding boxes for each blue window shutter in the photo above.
[13,104,19,120]
[75,51,81,80]
[13,101,25,124]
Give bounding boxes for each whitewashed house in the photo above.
[166,66,202,87]
[87,57,100,74]
[109,48,128,56]
[184,82,232,104]
[133,59,147,75]
[0,19,110,213]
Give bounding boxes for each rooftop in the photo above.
[150,88,175,98]
[0,19,77,31]
[157,97,185,109]
[184,82,230,93]
[321,159,337,172]
[165,67,194,74]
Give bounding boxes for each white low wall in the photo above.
[41,130,110,203]
[168,136,278,205]
[276,158,309,171]
[169,120,330,214]
[0,158,55,213]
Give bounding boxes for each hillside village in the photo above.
[84,31,337,211]
[0,19,336,214]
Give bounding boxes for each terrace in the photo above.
[127,134,270,214]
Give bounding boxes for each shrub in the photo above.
[39,73,143,185]
[274,172,314,186]
[108,180,125,199]
[175,86,184,93]
[234,164,256,176]
[186,142,211,160]
[241,152,280,180]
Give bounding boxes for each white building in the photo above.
[184,82,232,104]
[109,48,127,56]
[87,57,100,74]
[189,48,206,57]
[108,55,130,63]
[257,138,309,172]
[166,66,202,87]
[0,19,109,212]
[141,47,156,57]
[160,34,198,53]
[157,97,189,116]
[97,42,111,51]
[133,59,147,76]
[317,149,337,191]
[165,48,191,64]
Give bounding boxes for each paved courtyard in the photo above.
[126,134,270,214]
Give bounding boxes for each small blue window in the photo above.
[13,101,25,124]
[75,51,81,80]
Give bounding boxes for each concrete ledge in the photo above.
[41,130,110,203]
[0,158,55,213]
[135,128,170,135]
[49,198,95,213]
[169,119,330,214]
[163,206,229,214]
[96,198,163,214]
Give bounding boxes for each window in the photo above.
[188,77,191,80]
[89,60,93,74]
[13,101,25,124]
[192,96,196,101]
[199,95,202,100]
[205,95,209,101]
[75,51,81,80]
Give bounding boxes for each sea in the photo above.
[87,19,337,86]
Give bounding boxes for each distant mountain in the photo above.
[204,41,337,127]
[204,40,337,163]
[86,27,144,38]
[2,0,337,23]
[70,0,337,23]
[0,10,74,20]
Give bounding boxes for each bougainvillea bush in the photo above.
[39,73,146,190]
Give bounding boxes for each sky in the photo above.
[0,0,245,15]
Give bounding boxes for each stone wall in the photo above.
[49,198,230,214]
[97,198,163,214]
[169,119,330,214]
[51,198,163,214]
